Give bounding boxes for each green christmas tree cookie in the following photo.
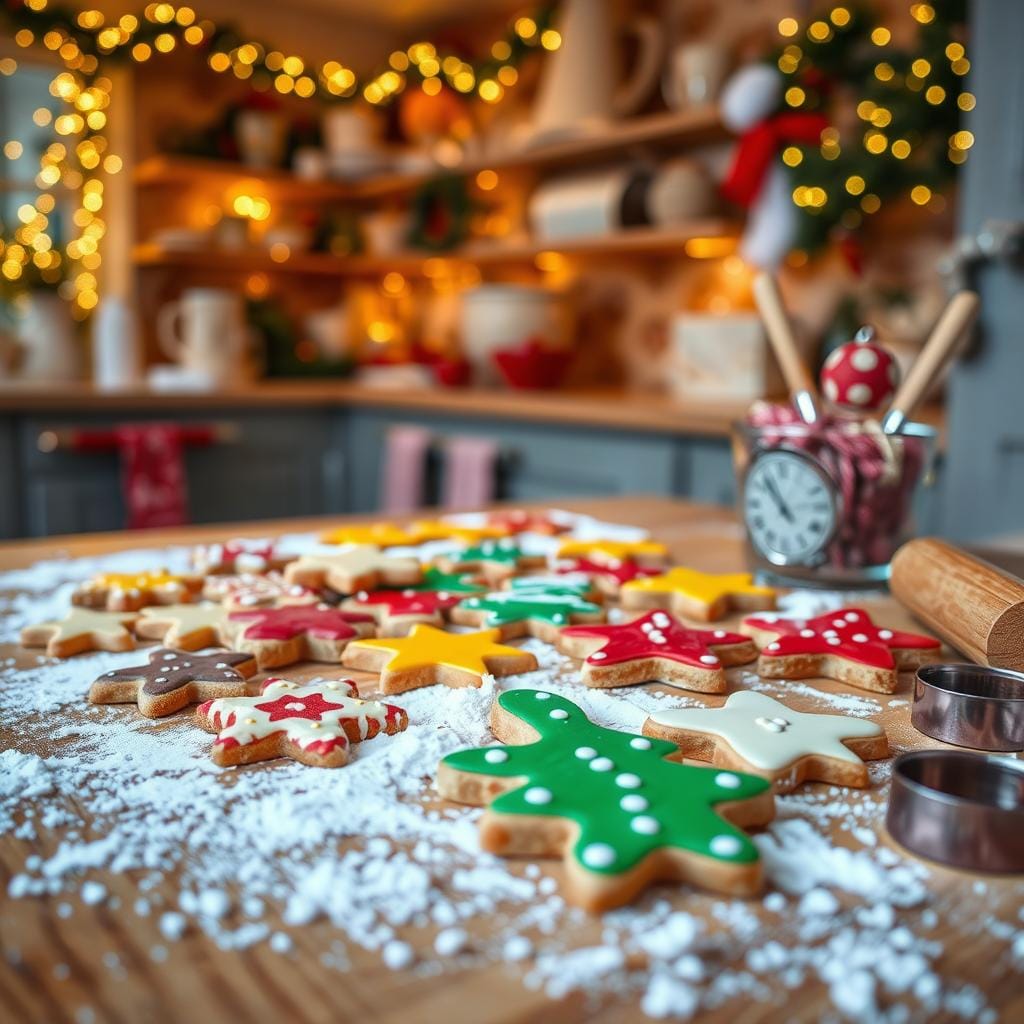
[437,689,775,911]
[450,581,605,641]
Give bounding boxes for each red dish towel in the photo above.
[442,435,499,510]
[72,423,215,529]
[380,425,432,515]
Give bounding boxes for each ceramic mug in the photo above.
[663,42,729,109]
[157,288,251,384]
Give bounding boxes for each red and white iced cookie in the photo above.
[202,571,321,610]
[196,677,409,768]
[485,509,571,536]
[342,587,464,636]
[226,605,376,669]
[192,538,286,576]
[742,607,940,694]
[557,557,662,597]
[558,610,757,693]
[72,570,202,612]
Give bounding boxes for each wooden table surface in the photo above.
[1,497,1020,1024]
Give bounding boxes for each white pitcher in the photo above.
[157,288,252,385]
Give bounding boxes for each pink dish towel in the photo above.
[442,435,500,510]
[380,425,432,514]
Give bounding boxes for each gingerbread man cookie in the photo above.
[555,538,669,569]
[342,623,538,694]
[557,557,661,597]
[196,678,409,768]
[450,581,605,642]
[135,603,230,651]
[202,571,321,610]
[558,611,757,693]
[284,546,421,595]
[89,648,257,719]
[741,607,940,694]
[21,608,139,658]
[435,539,545,583]
[226,605,375,669]
[643,690,889,792]
[437,689,774,911]
[72,570,202,612]
[621,567,777,622]
[191,539,285,575]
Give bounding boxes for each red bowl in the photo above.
[493,344,572,390]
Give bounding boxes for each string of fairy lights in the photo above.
[0,0,558,316]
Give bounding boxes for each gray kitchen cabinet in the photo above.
[680,439,737,508]
[343,408,683,513]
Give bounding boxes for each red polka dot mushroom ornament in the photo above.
[819,326,900,416]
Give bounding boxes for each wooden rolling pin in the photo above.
[890,538,1024,669]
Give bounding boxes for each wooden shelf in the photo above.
[132,106,726,203]
[132,222,739,278]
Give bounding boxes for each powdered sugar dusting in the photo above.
[1,514,1020,1021]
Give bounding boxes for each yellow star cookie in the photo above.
[410,520,509,544]
[21,607,139,658]
[621,567,777,623]
[285,546,421,595]
[556,539,668,568]
[342,623,538,694]
[74,570,201,611]
[319,523,426,548]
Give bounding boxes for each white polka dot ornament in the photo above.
[436,688,775,912]
[819,328,900,416]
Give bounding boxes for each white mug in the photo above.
[157,288,251,384]
[663,42,729,109]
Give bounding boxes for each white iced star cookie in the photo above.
[284,545,421,595]
[642,690,889,792]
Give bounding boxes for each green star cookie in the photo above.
[450,581,605,641]
[437,689,774,911]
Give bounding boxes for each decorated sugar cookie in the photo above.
[342,587,463,636]
[451,581,605,642]
[410,519,509,544]
[503,571,602,602]
[555,538,669,569]
[319,522,431,548]
[227,605,375,668]
[437,689,774,911]
[643,690,889,792]
[342,623,538,694]
[284,545,421,595]
[485,509,571,536]
[135,603,230,651]
[621,567,777,622]
[404,566,487,595]
[72,570,202,612]
[191,539,285,576]
[202,571,321,610]
[742,607,940,694]
[435,539,545,582]
[21,607,139,658]
[89,648,257,719]
[558,611,756,693]
[196,677,409,768]
[557,557,662,597]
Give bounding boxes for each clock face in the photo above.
[743,450,838,566]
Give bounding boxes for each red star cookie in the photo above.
[557,557,662,597]
[227,605,376,669]
[89,648,257,718]
[558,611,757,693]
[192,539,285,575]
[202,571,322,610]
[485,509,571,535]
[742,607,940,694]
[341,588,463,636]
[196,677,409,768]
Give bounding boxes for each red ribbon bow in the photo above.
[721,112,830,208]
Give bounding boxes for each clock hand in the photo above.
[763,474,794,523]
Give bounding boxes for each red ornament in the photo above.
[819,328,899,414]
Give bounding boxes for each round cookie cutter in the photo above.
[886,750,1024,873]
[912,663,1024,751]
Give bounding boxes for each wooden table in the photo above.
[1,497,1021,1024]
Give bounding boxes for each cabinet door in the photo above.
[683,440,738,508]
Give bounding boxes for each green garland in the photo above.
[769,1,970,251]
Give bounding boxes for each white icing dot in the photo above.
[767,642,781,652]
[851,347,879,371]
[615,773,642,789]
[524,787,552,805]
[484,749,509,764]
[620,794,648,812]
[575,746,597,760]
[534,692,552,701]
[852,633,869,643]
[652,613,671,628]
[549,709,569,720]
[826,636,842,646]
[640,621,653,633]
[715,772,742,789]
[844,612,860,622]
[799,629,815,638]
[155,676,167,683]
[285,702,305,711]
[879,629,893,640]
[630,815,660,835]
[832,620,846,629]
[552,614,565,624]
[590,757,614,772]
[581,843,616,869]
[710,835,743,857]
[630,737,652,750]
[589,651,607,661]
[713,630,727,639]
[699,655,719,665]
[847,383,873,406]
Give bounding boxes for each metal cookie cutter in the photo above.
[887,750,1024,873]
[912,663,1024,751]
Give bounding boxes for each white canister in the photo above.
[529,167,651,241]
[460,285,570,386]
[662,42,729,109]
[92,297,142,390]
[16,291,82,381]
[157,288,254,387]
